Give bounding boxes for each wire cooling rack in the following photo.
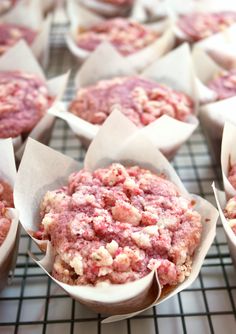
[0,23,236,334]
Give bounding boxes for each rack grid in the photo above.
[0,23,235,334]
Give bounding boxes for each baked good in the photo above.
[224,196,236,235]
[69,76,194,127]
[207,70,236,100]
[0,179,13,247]
[35,163,202,287]
[76,18,158,56]
[178,12,236,42]
[0,23,36,55]
[0,71,53,138]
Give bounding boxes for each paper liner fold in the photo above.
[212,184,236,268]
[0,0,51,67]
[50,42,198,159]
[0,40,69,160]
[15,111,218,320]
[0,139,19,291]
[78,0,132,17]
[66,0,175,70]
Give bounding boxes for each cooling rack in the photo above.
[0,23,235,334]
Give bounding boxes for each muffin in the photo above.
[224,196,236,236]
[0,70,54,139]
[34,163,202,288]
[177,11,236,43]
[76,18,159,56]
[0,179,13,247]
[69,76,194,127]
[207,69,236,101]
[0,23,37,55]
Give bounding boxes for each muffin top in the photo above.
[35,163,202,287]
[178,12,236,42]
[0,23,37,55]
[0,179,13,247]
[207,70,236,101]
[0,71,53,138]
[76,18,159,56]
[70,76,194,127]
[228,164,236,190]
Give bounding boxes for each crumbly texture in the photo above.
[207,70,236,100]
[228,164,236,190]
[69,76,194,127]
[0,23,36,55]
[178,12,236,42]
[0,71,53,138]
[35,163,202,287]
[224,196,236,235]
[76,18,158,56]
[0,180,13,247]
[0,179,13,207]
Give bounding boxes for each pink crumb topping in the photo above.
[207,70,236,101]
[35,163,202,287]
[178,12,236,42]
[0,71,54,138]
[224,196,236,236]
[69,76,194,127]
[228,164,236,190]
[0,23,37,55]
[0,180,13,246]
[76,18,159,56]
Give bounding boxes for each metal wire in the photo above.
[0,24,236,334]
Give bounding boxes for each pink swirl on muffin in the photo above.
[35,163,202,287]
[69,76,194,127]
[207,70,236,100]
[0,71,54,138]
[0,23,37,55]
[76,18,159,56]
[224,195,236,235]
[178,12,236,42]
[0,179,13,246]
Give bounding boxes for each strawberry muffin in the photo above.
[207,70,236,101]
[69,76,194,127]
[35,163,202,288]
[228,164,236,190]
[0,23,37,55]
[178,12,236,43]
[76,18,159,56]
[224,195,236,236]
[0,71,53,139]
[0,179,13,246]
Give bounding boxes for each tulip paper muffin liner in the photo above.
[0,139,19,290]
[213,184,236,268]
[192,48,236,162]
[0,40,69,161]
[0,0,51,68]
[221,122,236,200]
[66,0,175,71]
[14,111,218,321]
[49,42,198,160]
[77,0,132,17]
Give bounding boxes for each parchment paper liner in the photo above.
[213,184,236,269]
[66,0,175,71]
[0,40,69,161]
[14,111,218,321]
[49,42,198,160]
[0,139,19,290]
[77,0,132,17]
[192,47,236,163]
[0,0,52,68]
